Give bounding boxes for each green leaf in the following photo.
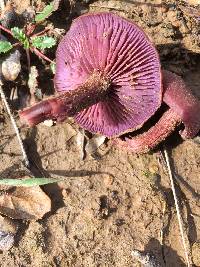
[11,27,29,48]
[31,36,56,49]
[0,41,13,53]
[0,177,63,187]
[35,3,54,23]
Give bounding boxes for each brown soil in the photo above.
[0,0,200,266]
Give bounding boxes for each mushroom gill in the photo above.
[20,12,162,137]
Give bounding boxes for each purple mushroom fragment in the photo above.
[19,12,200,153]
[114,70,200,153]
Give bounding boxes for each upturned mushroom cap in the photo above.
[55,12,162,137]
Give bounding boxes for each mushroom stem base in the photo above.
[113,109,181,153]
[162,70,200,139]
[20,72,110,127]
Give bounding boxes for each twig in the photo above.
[159,200,168,265]
[0,80,30,167]
[31,47,54,64]
[160,201,166,246]
[0,24,12,35]
[163,148,191,267]
[31,27,50,38]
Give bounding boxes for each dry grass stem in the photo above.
[0,81,30,167]
[163,148,192,267]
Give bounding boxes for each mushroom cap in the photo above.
[55,12,162,137]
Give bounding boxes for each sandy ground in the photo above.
[0,0,200,266]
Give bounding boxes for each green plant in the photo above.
[0,177,63,186]
[0,1,57,68]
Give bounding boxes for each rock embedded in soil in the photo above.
[192,241,200,266]
[0,185,51,220]
[1,50,21,81]
[0,215,18,251]
[131,249,162,267]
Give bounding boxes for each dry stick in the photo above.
[163,148,191,267]
[31,47,54,64]
[160,202,166,246]
[31,27,50,38]
[0,81,30,167]
[0,24,12,35]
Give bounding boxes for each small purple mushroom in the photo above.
[20,12,200,153]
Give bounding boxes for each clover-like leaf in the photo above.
[0,41,13,53]
[31,36,56,49]
[11,27,29,49]
[35,3,54,23]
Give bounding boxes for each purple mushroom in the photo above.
[20,12,200,153]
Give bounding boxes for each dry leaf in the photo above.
[64,122,77,141]
[76,128,85,159]
[85,135,106,154]
[0,186,51,220]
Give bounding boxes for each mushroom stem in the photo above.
[20,72,110,126]
[113,109,181,153]
[162,70,200,139]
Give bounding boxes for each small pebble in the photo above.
[0,231,15,251]
[103,175,114,187]
[43,119,54,127]
[161,4,168,13]
[149,163,159,174]
[85,135,106,155]
[192,242,200,266]
[0,215,18,251]
[131,249,162,267]
[1,50,21,81]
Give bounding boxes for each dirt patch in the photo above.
[0,0,200,266]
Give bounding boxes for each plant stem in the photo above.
[26,23,36,36]
[0,80,30,168]
[31,27,50,38]
[31,47,54,63]
[0,24,12,35]
[163,148,192,267]
[12,42,20,47]
[26,48,31,72]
